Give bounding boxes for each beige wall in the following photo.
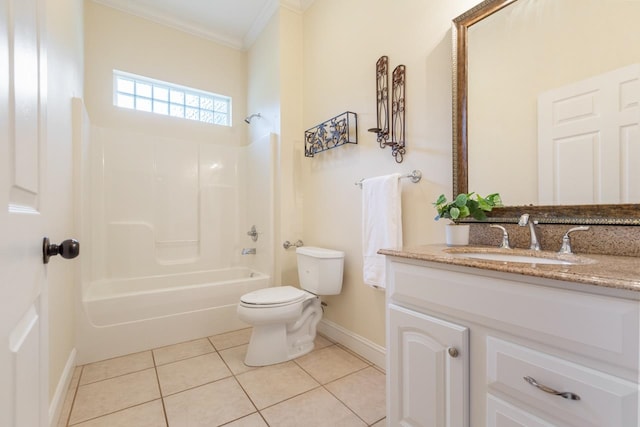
[84,1,247,146]
[47,0,84,400]
[247,7,304,285]
[277,8,304,286]
[301,0,480,346]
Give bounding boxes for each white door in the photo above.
[0,0,49,425]
[388,303,469,427]
[538,64,640,205]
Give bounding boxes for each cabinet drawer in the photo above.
[487,337,638,427]
[487,395,558,427]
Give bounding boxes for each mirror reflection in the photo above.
[466,0,640,206]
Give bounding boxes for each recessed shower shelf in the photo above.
[304,111,358,158]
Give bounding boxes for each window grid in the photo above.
[113,70,232,126]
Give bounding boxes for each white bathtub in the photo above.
[76,267,269,364]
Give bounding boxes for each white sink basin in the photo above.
[446,249,593,266]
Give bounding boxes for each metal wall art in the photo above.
[304,111,358,158]
[368,56,407,163]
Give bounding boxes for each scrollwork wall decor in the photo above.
[369,56,389,144]
[304,111,358,158]
[368,56,406,163]
[390,64,406,162]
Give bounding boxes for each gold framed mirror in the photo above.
[452,0,640,225]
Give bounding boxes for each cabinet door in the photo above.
[388,303,469,427]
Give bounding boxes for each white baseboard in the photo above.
[49,348,77,427]
[317,319,386,370]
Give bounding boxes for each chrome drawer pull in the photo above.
[523,376,580,401]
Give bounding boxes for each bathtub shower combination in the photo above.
[77,268,269,363]
[73,99,276,364]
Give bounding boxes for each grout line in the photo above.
[369,416,386,426]
[322,384,370,426]
[153,340,216,367]
[159,372,235,398]
[206,328,252,352]
[77,365,155,387]
[216,345,239,376]
[62,366,84,427]
[151,351,170,427]
[67,400,163,426]
[153,336,215,353]
[77,352,155,387]
[223,376,263,423]
[154,349,218,368]
[76,364,157,389]
[257,411,271,426]
[216,410,264,426]
[255,383,324,412]
[334,342,375,365]
[68,368,160,425]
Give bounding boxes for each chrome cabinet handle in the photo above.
[523,376,580,401]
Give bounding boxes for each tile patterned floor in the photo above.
[57,330,386,427]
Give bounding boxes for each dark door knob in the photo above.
[43,237,80,264]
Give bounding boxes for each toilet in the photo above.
[237,246,344,366]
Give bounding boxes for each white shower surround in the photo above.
[74,99,275,363]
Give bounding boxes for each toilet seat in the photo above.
[240,286,308,307]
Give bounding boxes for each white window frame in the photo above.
[113,70,232,126]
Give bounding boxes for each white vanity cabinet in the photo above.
[385,257,639,427]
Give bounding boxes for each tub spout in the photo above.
[242,248,256,255]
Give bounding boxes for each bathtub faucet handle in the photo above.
[247,225,260,242]
[241,248,256,255]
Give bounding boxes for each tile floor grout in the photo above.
[60,330,386,427]
[150,351,171,426]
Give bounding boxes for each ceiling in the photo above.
[92,0,314,51]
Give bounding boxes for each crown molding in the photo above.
[243,0,280,50]
[243,0,316,49]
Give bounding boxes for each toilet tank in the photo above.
[296,246,345,295]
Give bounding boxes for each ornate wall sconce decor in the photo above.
[368,56,406,163]
[304,111,358,158]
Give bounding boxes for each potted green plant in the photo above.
[433,192,502,245]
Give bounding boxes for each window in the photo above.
[113,70,232,126]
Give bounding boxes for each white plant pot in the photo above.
[445,223,470,246]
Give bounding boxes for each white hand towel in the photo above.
[362,173,403,289]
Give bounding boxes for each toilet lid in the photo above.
[240,286,307,305]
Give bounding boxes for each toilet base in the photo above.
[244,298,322,366]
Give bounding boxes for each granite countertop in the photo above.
[379,244,640,293]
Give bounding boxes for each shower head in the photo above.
[244,113,261,124]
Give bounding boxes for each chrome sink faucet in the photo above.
[518,214,541,251]
[558,226,590,254]
[489,224,511,249]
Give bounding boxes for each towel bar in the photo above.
[355,170,422,188]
